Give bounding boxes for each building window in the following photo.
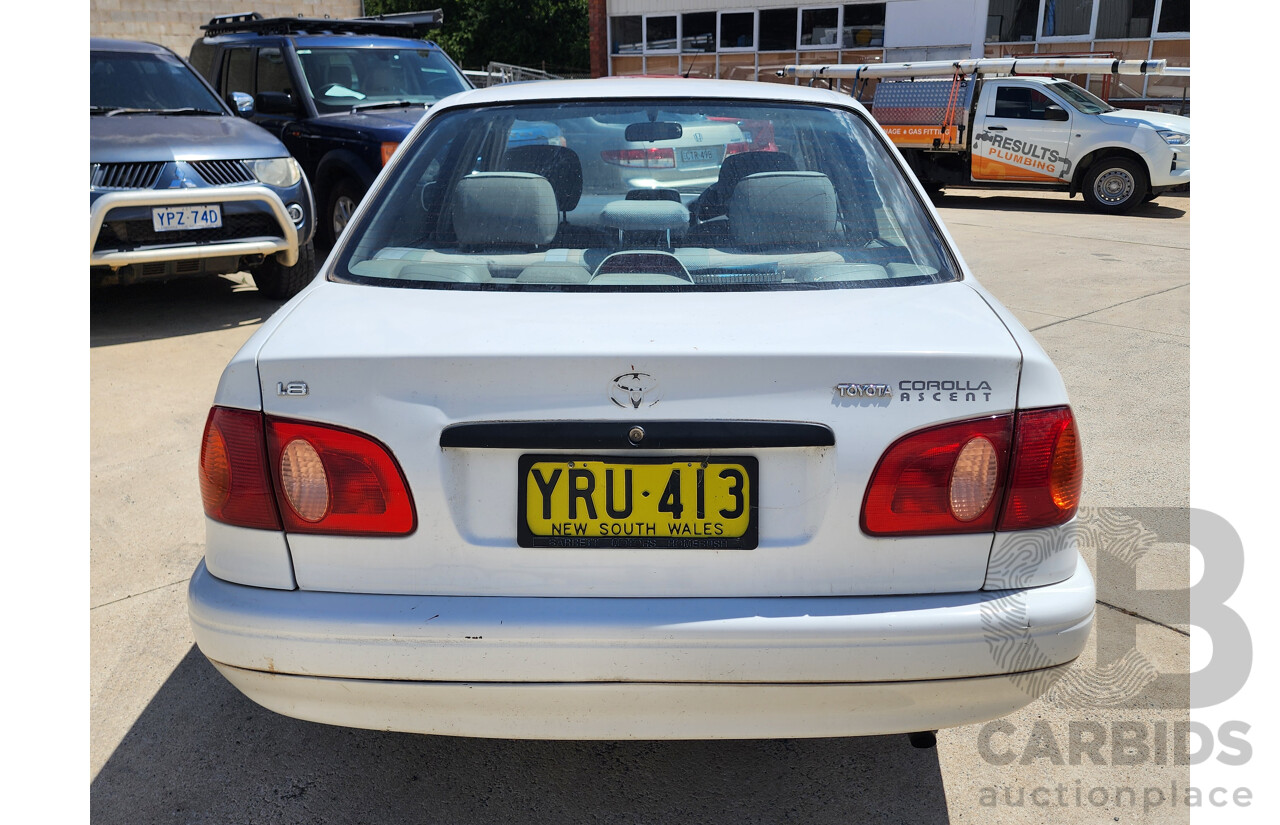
[682,12,716,53]
[986,0,1040,43]
[801,8,840,48]
[610,16,643,55]
[646,16,678,52]
[720,11,756,50]
[843,4,885,48]
[1157,0,1189,33]
[1042,0,1094,38]
[759,8,798,51]
[1096,0,1155,39]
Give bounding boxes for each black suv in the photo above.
[189,12,471,246]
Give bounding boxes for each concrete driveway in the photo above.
[90,188,1190,823]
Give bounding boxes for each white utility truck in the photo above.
[782,57,1190,213]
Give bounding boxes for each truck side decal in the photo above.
[972,130,1073,182]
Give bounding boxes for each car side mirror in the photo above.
[1044,104,1069,122]
[255,91,297,115]
[230,91,255,117]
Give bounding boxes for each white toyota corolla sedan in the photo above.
[189,77,1095,741]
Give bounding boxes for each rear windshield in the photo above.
[335,98,959,291]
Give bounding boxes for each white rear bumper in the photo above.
[188,555,1094,737]
[211,662,1080,739]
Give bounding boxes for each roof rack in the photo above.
[201,9,443,37]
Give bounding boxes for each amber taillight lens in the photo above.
[999,407,1083,531]
[198,407,281,530]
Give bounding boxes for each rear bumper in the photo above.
[211,662,1079,739]
[188,555,1094,738]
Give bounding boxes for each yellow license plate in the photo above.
[518,455,758,548]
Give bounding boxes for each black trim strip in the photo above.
[440,420,835,450]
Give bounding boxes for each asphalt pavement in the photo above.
[90,187,1190,823]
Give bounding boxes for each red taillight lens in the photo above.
[198,406,415,536]
[862,415,1013,535]
[199,407,281,530]
[724,141,750,156]
[600,147,676,168]
[999,407,1083,530]
[265,417,415,536]
[861,406,1083,536]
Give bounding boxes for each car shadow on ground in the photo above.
[90,274,286,348]
[91,647,951,824]
[932,190,1187,219]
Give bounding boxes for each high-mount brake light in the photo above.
[198,407,415,536]
[199,407,281,530]
[861,406,1082,536]
[266,417,416,536]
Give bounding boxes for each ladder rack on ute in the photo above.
[201,9,443,37]
[779,56,1172,82]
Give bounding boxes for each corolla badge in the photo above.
[610,372,661,409]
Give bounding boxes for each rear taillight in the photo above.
[199,407,281,530]
[198,406,415,536]
[724,141,750,156]
[998,407,1083,531]
[601,148,676,168]
[861,406,1082,536]
[862,414,1013,535]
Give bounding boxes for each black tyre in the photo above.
[253,239,316,300]
[1083,156,1149,214]
[326,178,365,246]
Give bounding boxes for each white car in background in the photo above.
[189,77,1094,742]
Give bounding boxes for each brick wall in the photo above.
[90,1,363,57]
[588,0,606,78]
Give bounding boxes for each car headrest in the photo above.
[729,172,839,247]
[500,145,583,214]
[718,150,797,191]
[452,172,558,247]
[692,150,797,220]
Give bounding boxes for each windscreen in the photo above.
[90,50,225,113]
[296,47,470,112]
[1049,81,1118,114]
[335,98,960,291]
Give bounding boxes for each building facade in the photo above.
[590,0,1189,111]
